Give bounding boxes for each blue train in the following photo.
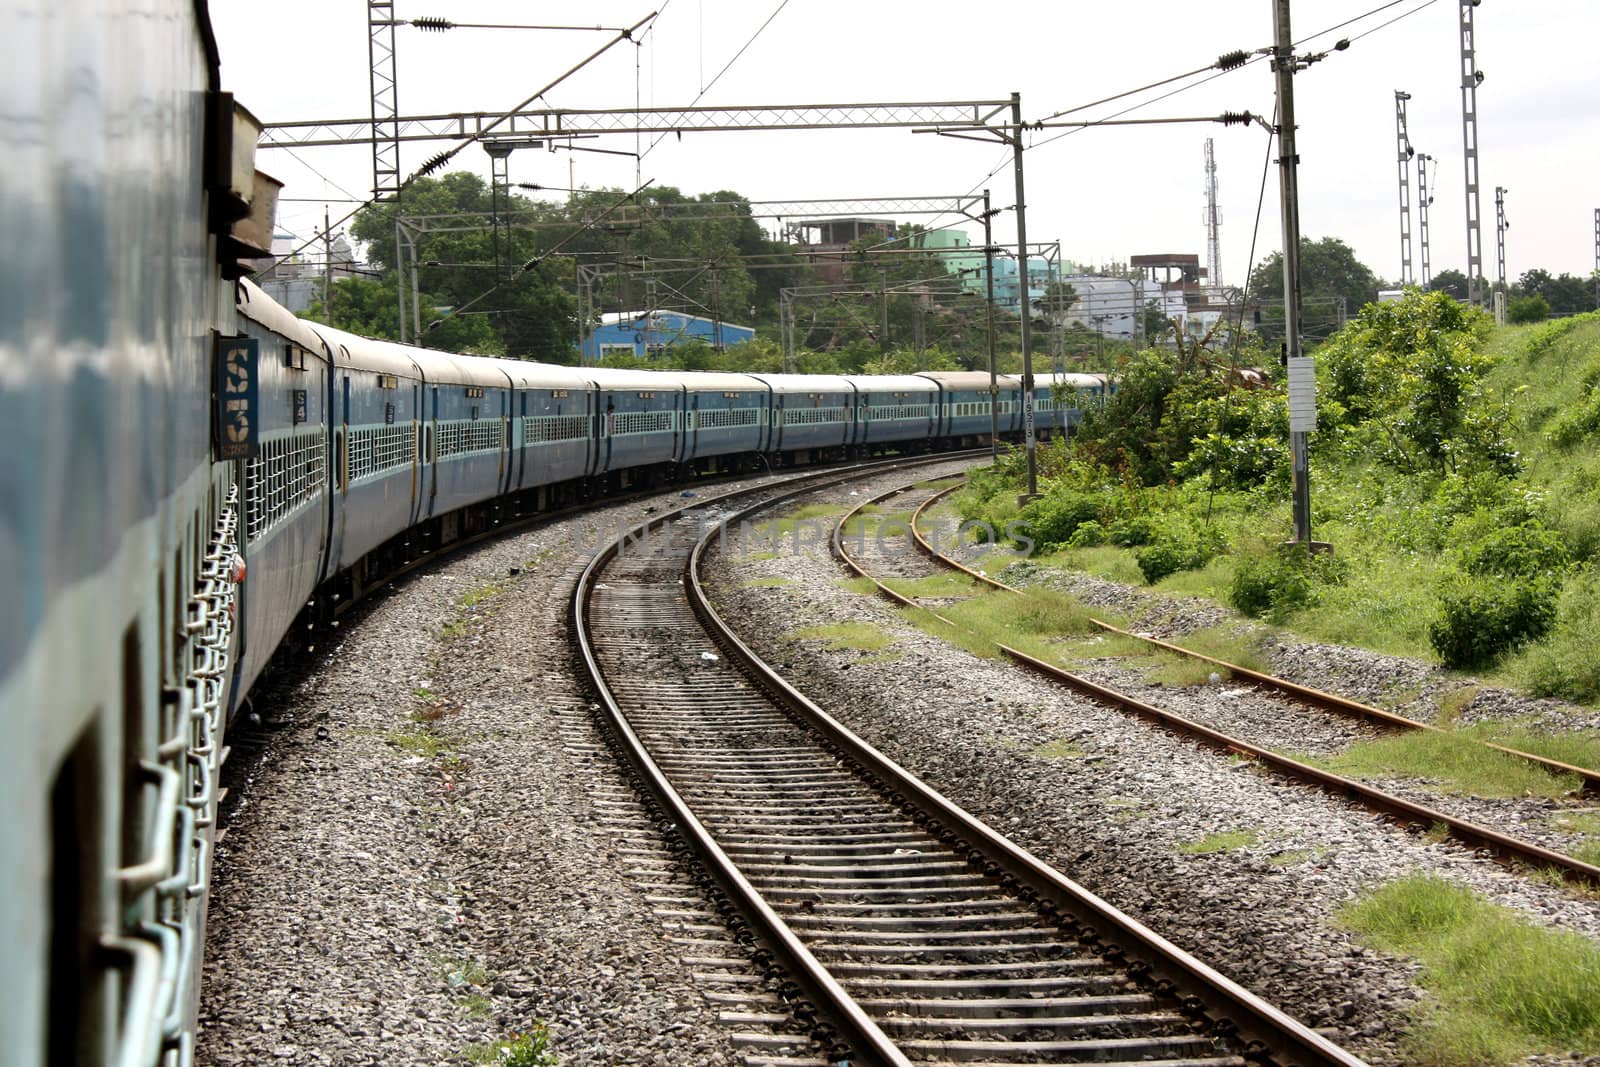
[0,2,1112,1062]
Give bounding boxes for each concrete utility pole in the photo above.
[1459,0,1486,306]
[1011,92,1038,499]
[1272,0,1315,547]
[323,205,332,315]
[1394,91,1415,286]
[1417,153,1435,288]
[1494,185,1509,292]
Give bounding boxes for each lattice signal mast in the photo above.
[1417,153,1434,288]
[1494,185,1508,291]
[1394,91,1415,286]
[1203,138,1223,288]
[1459,0,1486,305]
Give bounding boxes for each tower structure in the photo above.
[1458,0,1485,305]
[1203,137,1223,289]
[1417,153,1434,287]
[1394,91,1415,286]
[1494,185,1508,291]
[367,1,407,336]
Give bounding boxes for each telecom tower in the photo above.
[1394,91,1414,286]
[1458,0,1486,305]
[1417,154,1434,288]
[1202,138,1222,289]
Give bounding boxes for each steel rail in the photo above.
[574,452,979,1067]
[905,482,1600,795]
[850,479,1600,888]
[672,488,1372,1065]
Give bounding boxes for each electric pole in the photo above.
[1394,91,1415,286]
[1011,92,1038,499]
[1459,0,1486,306]
[1418,153,1434,288]
[1272,0,1315,547]
[982,189,1000,460]
[1494,185,1509,292]
[1594,208,1599,310]
[367,0,406,339]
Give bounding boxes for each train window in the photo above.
[283,343,307,371]
[464,386,485,399]
[48,717,103,1067]
[376,374,398,390]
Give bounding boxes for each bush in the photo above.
[1507,294,1550,324]
[1456,521,1570,579]
[1067,520,1107,547]
[1230,549,1316,619]
[1132,522,1227,584]
[1018,490,1108,551]
[1427,575,1558,669]
[1107,515,1159,548]
[1228,545,1348,620]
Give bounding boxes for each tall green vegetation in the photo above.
[957,293,1600,703]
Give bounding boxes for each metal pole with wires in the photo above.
[1459,0,1486,306]
[1394,90,1415,286]
[1417,153,1435,288]
[1010,92,1037,499]
[1272,0,1316,548]
[982,190,1001,461]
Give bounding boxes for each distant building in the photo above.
[580,310,756,362]
[1052,275,1186,341]
[791,218,897,285]
[255,232,358,313]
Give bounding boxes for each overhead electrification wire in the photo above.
[408,18,631,32]
[256,12,657,279]
[639,0,793,161]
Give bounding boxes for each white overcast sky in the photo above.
[214,0,1600,286]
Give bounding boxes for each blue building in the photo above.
[580,310,756,362]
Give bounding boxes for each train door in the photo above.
[425,385,439,516]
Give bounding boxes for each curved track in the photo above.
[828,476,1600,890]
[574,458,1367,1067]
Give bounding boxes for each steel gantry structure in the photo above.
[260,96,1055,490]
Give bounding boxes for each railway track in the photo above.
[827,475,1600,890]
[574,458,1367,1067]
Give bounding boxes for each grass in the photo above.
[1461,722,1600,776]
[441,578,506,640]
[464,1026,558,1067]
[1027,546,1145,586]
[1177,829,1259,855]
[1340,874,1600,1065]
[740,576,792,588]
[841,508,916,540]
[883,572,978,599]
[788,621,898,653]
[891,586,1114,667]
[1268,847,1329,866]
[1295,730,1580,799]
[837,577,879,595]
[918,476,967,490]
[385,729,454,759]
[1030,738,1087,760]
[1436,685,1480,727]
[754,502,847,539]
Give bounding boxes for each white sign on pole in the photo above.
[1287,356,1317,433]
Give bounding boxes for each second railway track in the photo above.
[574,457,1366,1067]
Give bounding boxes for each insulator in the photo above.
[417,151,452,176]
[1215,49,1249,70]
[412,16,453,32]
[1219,111,1253,127]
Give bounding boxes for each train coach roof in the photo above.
[237,279,331,354]
[916,371,1021,392]
[1007,372,1110,389]
[672,371,773,394]
[303,323,427,380]
[582,366,688,393]
[413,349,513,389]
[841,374,938,394]
[746,373,855,394]
[479,358,596,391]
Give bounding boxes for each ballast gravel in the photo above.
[706,485,1600,1067]
[199,474,820,1067]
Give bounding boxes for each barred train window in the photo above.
[246,429,326,544]
[610,410,674,435]
[522,414,589,443]
[782,406,844,426]
[695,408,759,430]
[347,423,415,483]
[436,418,505,459]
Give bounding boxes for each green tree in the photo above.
[305,276,501,354]
[1248,237,1384,344]
[351,172,579,360]
[1428,269,1470,301]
